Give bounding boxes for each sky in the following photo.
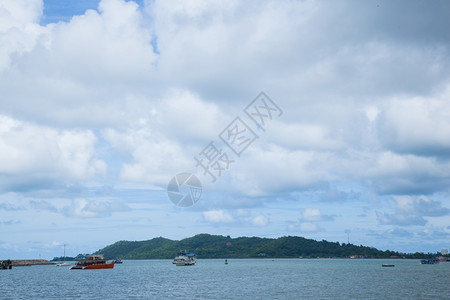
[0,0,449,259]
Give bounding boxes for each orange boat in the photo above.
[70,255,114,270]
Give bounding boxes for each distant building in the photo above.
[441,248,448,255]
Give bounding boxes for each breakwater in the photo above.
[11,259,54,266]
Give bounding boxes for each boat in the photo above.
[172,252,185,264]
[70,255,114,270]
[56,244,70,267]
[382,264,395,267]
[420,258,439,264]
[113,258,123,264]
[173,252,195,266]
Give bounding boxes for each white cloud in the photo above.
[62,198,130,218]
[394,195,450,217]
[376,195,449,226]
[202,210,234,223]
[252,215,268,226]
[1,0,450,257]
[300,222,319,233]
[47,0,155,79]
[376,211,426,227]
[379,93,450,157]
[229,146,332,197]
[302,208,322,222]
[0,0,43,70]
[103,122,191,187]
[0,115,106,191]
[159,89,227,142]
[270,121,345,151]
[0,0,158,128]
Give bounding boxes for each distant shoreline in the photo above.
[96,234,447,260]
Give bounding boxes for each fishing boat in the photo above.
[173,252,196,266]
[70,255,114,270]
[56,244,70,267]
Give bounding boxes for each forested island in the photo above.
[92,234,441,260]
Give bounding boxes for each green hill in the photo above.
[95,233,429,259]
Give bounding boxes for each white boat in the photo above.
[56,244,70,267]
[173,252,195,266]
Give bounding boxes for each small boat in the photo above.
[70,255,114,270]
[56,244,70,267]
[173,252,195,266]
[420,258,439,264]
[382,264,395,267]
[172,252,185,264]
[113,259,123,264]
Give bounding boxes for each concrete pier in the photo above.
[10,259,54,266]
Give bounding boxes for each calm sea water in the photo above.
[1,259,448,299]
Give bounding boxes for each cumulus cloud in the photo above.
[202,209,234,223]
[0,0,43,70]
[2,0,450,256]
[361,151,450,195]
[302,208,322,222]
[0,115,106,192]
[376,196,449,226]
[379,93,450,157]
[0,0,157,128]
[229,146,332,197]
[376,211,426,227]
[62,198,130,218]
[252,215,269,226]
[2,0,450,199]
[394,196,450,217]
[301,208,335,222]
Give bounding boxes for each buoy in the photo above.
[225,259,228,265]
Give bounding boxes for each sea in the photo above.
[1,259,448,299]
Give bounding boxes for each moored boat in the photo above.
[173,252,195,266]
[56,244,70,267]
[70,255,114,270]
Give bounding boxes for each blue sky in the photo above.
[1,0,449,259]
